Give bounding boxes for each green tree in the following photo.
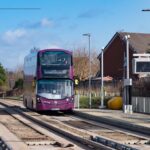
[13,78,23,89]
[0,63,6,86]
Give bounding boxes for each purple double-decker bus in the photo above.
[23,48,74,111]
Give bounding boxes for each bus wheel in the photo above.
[64,109,73,114]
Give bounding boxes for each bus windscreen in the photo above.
[37,79,73,99]
[39,51,71,66]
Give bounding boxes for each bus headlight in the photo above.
[66,97,74,102]
[66,98,69,101]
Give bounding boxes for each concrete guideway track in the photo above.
[0,100,113,150]
[73,110,150,136]
[1,99,150,150]
[6,99,149,149]
[40,112,150,150]
[0,104,80,149]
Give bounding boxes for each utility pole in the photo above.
[123,35,133,114]
[83,33,92,109]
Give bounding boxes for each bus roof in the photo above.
[38,49,72,55]
[24,48,72,61]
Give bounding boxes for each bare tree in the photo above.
[5,65,23,90]
[73,48,99,80]
[91,51,99,77]
[14,64,23,80]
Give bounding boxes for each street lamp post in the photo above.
[100,48,105,108]
[83,33,91,109]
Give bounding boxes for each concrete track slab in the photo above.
[74,109,150,136]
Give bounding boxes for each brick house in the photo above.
[97,32,150,80]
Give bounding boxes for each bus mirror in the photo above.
[74,76,80,86]
[75,79,79,85]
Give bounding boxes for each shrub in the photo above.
[79,96,112,108]
[79,96,89,108]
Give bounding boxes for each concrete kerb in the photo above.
[73,110,150,136]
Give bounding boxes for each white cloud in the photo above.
[0,26,63,69]
[2,28,27,44]
[18,18,54,29]
[41,18,53,27]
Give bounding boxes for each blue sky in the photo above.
[0,0,150,69]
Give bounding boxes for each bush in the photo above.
[79,96,89,108]
[79,96,112,108]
